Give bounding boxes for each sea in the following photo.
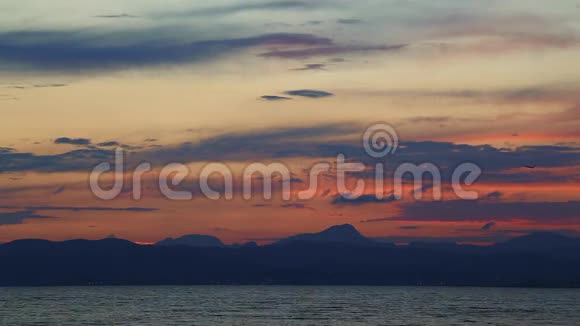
[0,286,579,325]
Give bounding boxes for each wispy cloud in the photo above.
[93,14,138,19]
[260,44,406,59]
[0,31,333,71]
[285,89,334,98]
[158,1,317,18]
[0,205,158,212]
[0,210,53,226]
[291,63,327,71]
[391,200,580,223]
[417,13,580,54]
[5,84,67,89]
[1,124,578,175]
[280,203,314,210]
[261,95,292,101]
[481,222,496,231]
[341,85,580,105]
[333,194,397,206]
[96,141,120,147]
[337,18,362,25]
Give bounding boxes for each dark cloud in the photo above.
[0,210,53,226]
[382,141,579,176]
[337,19,363,24]
[280,203,314,210]
[360,217,393,223]
[285,89,334,98]
[260,44,406,59]
[0,147,118,172]
[0,147,14,154]
[280,177,304,184]
[292,63,327,71]
[400,225,419,230]
[261,95,292,101]
[0,205,158,212]
[0,184,62,196]
[482,222,496,231]
[333,194,397,206]
[146,123,357,163]
[97,141,120,147]
[391,200,580,223]
[159,1,316,18]
[92,142,140,151]
[480,170,580,184]
[0,31,332,71]
[54,137,91,145]
[119,144,143,151]
[144,138,158,142]
[1,124,579,176]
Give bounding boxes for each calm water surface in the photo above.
[0,286,579,325]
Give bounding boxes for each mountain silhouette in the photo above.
[496,232,580,251]
[1,225,580,287]
[275,224,376,246]
[156,235,224,247]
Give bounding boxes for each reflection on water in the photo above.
[1,286,579,325]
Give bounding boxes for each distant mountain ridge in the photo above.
[2,226,580,287]
[274,224,377,246]
[5,225,580,251]
[151,224,386,248]
[148,226,580,251]
[497,232,580,251]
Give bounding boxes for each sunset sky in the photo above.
[1,0,579,245]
